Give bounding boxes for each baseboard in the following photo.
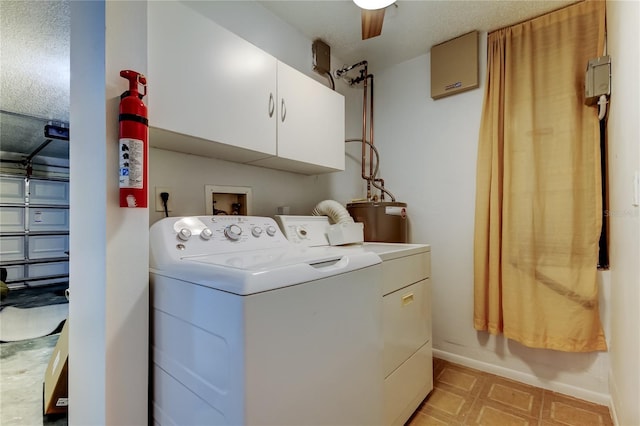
[433,349,611,406]
[608,369,620,426]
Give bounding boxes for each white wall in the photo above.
[69,2,107,422]
[150,149,333,220]
[605,1,640,425]
[104,2,149,423]
[370,33,613,404]
[70,1,148,424]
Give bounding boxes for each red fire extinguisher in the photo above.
[119,70,148,208]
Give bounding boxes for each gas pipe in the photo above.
[118,70,148,208]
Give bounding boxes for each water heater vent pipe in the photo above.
[336,61,397,202]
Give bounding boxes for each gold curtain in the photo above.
[473,0,607,352]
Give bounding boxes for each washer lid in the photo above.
[151,245,381,295]
[184,245,345,270]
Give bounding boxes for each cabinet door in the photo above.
[276,61,345,171]
[148,1,277,158]
[383,279,430,378]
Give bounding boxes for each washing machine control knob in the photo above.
[177,228,192,241]
[251,226,263,238]
[200,228,213,240]
[224,224,243,241]
[266,225,278,237]
[296,226,308,239]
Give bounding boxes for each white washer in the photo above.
[149,215,383,426]
[275,215,433,426]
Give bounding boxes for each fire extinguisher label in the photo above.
[119,138,143,189]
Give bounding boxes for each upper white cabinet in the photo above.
[147,1,276,163]
[249,62,345,174]
[147,1,345,175]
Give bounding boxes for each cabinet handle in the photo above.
[281,98,286,122]
[268,93,275,118]
[401,293,414,306]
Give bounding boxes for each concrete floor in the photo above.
[0,285,68,425]
[0,334,67,425]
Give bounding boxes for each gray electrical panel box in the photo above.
[585,55,611,105]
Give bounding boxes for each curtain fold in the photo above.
[473,0,607,352]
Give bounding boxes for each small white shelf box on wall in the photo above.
[204,185,252,216]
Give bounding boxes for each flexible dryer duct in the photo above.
[312,200,354,224]
[312,200,364,245]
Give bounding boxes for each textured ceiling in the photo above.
[259,0,576,71]
[0,0,575,161]
[0,0,70,161]
[0,0,70,121]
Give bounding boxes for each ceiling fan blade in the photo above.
[361,8,385,40]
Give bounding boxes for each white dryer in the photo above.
[149,215,383,426]
[275,215,433,426]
